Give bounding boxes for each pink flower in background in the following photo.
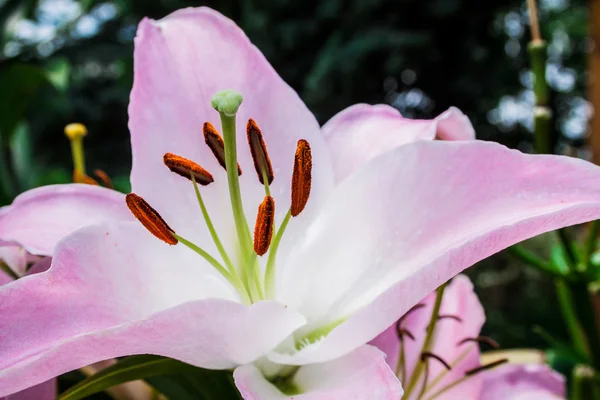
[0,185,132,400]
[371,275,565,400]
[0,247,55,400]
[1,6,600,399]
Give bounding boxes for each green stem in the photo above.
[173,233,243,295]
[571,365,600,400]
[191,175,236,276]
[395,335,407,383]
[507,245,561,276]
[585,221,600,270]
[70,136,86,176]
[573,280,600,367]
[220,113,253,258]
[555,279,590,359]
[528,41,550,106]
[264,209,292,299]
[557,228,578,269]
[402,282,447,398]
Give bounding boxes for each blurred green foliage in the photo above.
[0,0,593,380]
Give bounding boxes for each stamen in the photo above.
[398,303,427,325]
[420,352,452,371]
[246,119,274,185]
[423,358,509,400]
[203,122,242,175]
[395,321,416,341]
[437,314,463,323]
[253,196,275,256]
[465,358,509,376]
[418,352,452,400]
[163,153,214,185]
[125,193,177,245]
[457,336,500,349]
[73,170,99,186]
[291,139,312,217]
[93,169,113,189]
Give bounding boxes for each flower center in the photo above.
[125,90,312,305]
[398,288,508,400]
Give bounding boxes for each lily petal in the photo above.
[129,7,333,249]
[0,245,27,277]
[2,379,56,400]
[322,104,474,182]
[433,107,475,141]
[0,184,131,255]
[234,346,402,399]
[274,140,600,364]
[0,270,12,285]
[0,222,305,395]
[480,364,565,400]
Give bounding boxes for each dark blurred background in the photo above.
[0,0,593,355]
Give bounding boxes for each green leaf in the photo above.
[46,58,71,92]
[59,355,241,400]
[9,122,36,190]
[534,325,588,364]
[550,244,571,275]
[59,355,192,400]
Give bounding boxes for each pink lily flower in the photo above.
[1,6,600,398]
[370,275,566,399]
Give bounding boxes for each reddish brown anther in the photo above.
[457,336,500,349]
[163,153,214,185]
[465,358,509,376]
[420,352,452,370]
[437,314,463,323]
[126,193,178,245]
[203,122,242,175]
[246,119,274,184]
[93,169,113,189]
[253,195,275,256]
[291,139,312,217]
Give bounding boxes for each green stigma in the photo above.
[211,90,243,116]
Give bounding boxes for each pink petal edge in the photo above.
[234,346,402,399]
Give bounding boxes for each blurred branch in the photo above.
[555,279,590,359]
[589,0,600,164]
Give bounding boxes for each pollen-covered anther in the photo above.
[395,324,416,341]
[420,352,452,371]
[203,122,242,175]
[465,358,509,376]
[457,336,500,349]
[93,169,113,189]
[437,314,463,322]
[125,193,178,245]
[291,139,312,217]
[246,119,274,184]
[163,153,214,185]
[253,195,275,256]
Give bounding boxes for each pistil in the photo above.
[64,123,88,181]
[211,91,254,272]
